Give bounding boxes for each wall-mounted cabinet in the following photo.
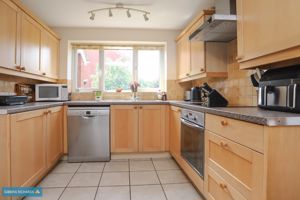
[176,11,228,83]
[236,0,300,69]
[0,0,60,82]
[111,105,168,153]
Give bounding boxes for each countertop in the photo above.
[1,100,300,126]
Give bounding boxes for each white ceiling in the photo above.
[21,0,214,30]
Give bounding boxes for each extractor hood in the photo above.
[190,0,237,42]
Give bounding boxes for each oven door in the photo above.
[180,118,204,178]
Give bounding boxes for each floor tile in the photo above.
[39,174,73,188]
[95,186,130,200]
[130,160,155,171]
[130,171,160,185]
[131,185,166,200]
[99,172,129,186]
[59,187,97,200]
[78,162,105,173]
[24,188,64,200]
[152,159,179,170]
[157,170,189,184]
[51,162,81,174]
[163,183,203,200]
[103,161,129,172]
[68,173,101,187]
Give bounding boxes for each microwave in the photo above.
[35,84,68,101]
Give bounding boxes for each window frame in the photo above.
[72,44,166,93]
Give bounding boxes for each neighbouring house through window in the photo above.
[72,44,165,92]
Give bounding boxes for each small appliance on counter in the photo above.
[15,83,35,102]
[257,65,300,113]
[35,84,69,101]
[190,87,202,102]
[0,94,28,106]
[184,90,191,101]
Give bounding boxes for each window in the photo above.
[73,44,165,92]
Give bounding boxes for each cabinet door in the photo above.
[139,105,166,152]
[46,107,63,168]
[0,0,20,70]
[190,17,205,76]
[177,34,191,79]
[236,0,300,64]
[20,12,41,74]
[169,106,181,158]
[10,109,47,187]
[111,105,139,153]
[41,30,59,79]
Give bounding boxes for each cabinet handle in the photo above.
[219,183,228,190]
[15,66,21,70]
[48,110,52,114]
[134,106,138,109]
[200,68,204,72]
[44,111,48,115]
[139,106,143,109]
[42,72,46,76]
[186,73,190,77]
[220,120,228,126]
[20,66,25,71]
[220,141,228,148]
[236,55,244,60]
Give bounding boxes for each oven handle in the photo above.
[180,118,202,129]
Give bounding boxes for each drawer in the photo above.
[205,131,264,200]
[206,167,247,200]
[205,114,264,153]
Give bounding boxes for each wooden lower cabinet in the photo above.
[10,107,63,188]
[169,106,181,157]
[10,109,47,187]
[111,105,167,153]
[139,105,167,152]
[111,105,139,153]
[46,106,63,168]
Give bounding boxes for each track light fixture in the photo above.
[88,3,150,21]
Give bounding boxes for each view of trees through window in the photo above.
[75,46,164,91]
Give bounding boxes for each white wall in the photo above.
[52,27,180,80]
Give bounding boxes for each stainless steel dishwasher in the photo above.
[67,107,110,162]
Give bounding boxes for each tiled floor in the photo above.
[25,158,203,200]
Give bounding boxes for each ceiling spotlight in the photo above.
[109,9,113,17]
[89,12,95,20]
[143,13,149,21]
[126,9,131,18]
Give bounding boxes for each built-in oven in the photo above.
[180,109,205,178]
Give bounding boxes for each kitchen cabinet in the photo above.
[10,109,47,187]
[169,106,181,158]
[0,115,10,200]
[20,12,42,75]
[236,0,300,69]
[111,105,167,153]
[139,105,167,152]
[176,10,228,82]
[10,106,63,187]
[111,105,139,153]
[0,0,60,81]
[0,0,20,70]
[46,106,63,168]
[41,30,59,79]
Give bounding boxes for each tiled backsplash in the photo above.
[192,40,257,106]
[0,80,16,94]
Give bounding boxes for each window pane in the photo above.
[76,49,100,90]
[104,49,133,91]
[138,50,160,90]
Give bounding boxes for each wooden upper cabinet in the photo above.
[169,106,181,158]
[10,109,47,187]
[139,105,166,152]
[237,0,300,69]
[20,12,42,74]
[0,0,20,70]
[46,107,63,168]
[177,34,191,79]
[111,105,139,153]
[41,30,59,79]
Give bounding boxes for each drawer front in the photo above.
[205,131,264,200]
[205,114,264,153]
[207,167,247,200]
